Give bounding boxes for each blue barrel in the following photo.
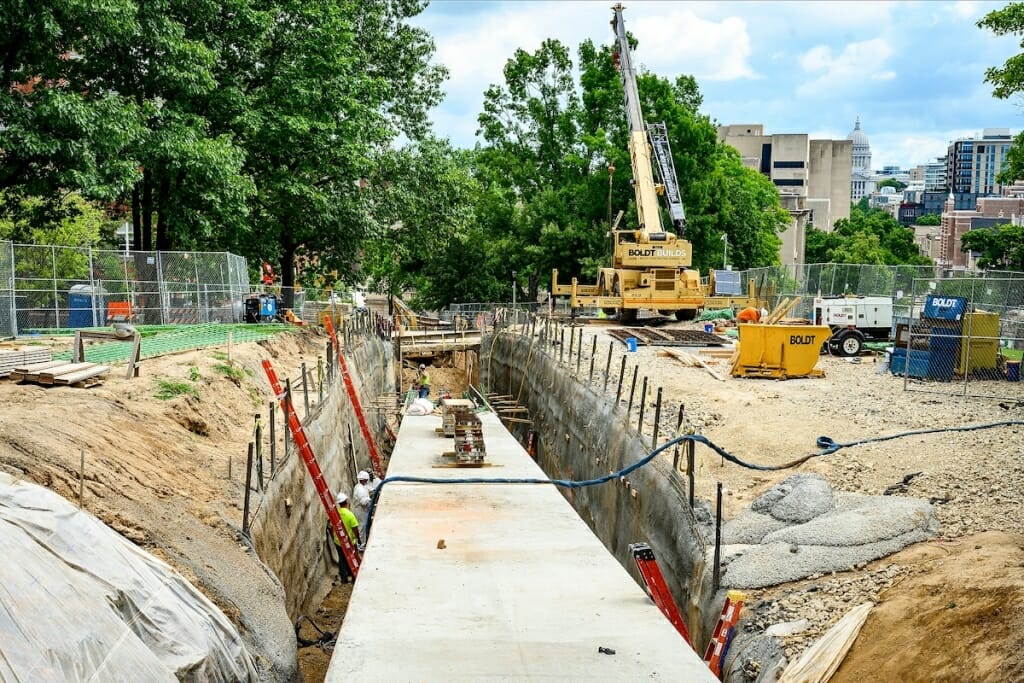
[1008,361,1021,382]
[626,337,638,352]
[704,323,714,334]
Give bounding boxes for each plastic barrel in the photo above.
[626,337,638,352]
[704,323,714,334]
[1008,360,1021,382]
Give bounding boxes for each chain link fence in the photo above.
[892,277,1024,399]
[2,240,249,336]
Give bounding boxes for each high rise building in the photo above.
[848,117,874,201]
[718,124,852,266]
[945,129,1013,208]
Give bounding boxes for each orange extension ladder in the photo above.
[263,359,360,577]
[323,316,384,479]
[629,542,693,647]
[703,590,746,678]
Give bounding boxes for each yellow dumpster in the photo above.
[731,324,832,379]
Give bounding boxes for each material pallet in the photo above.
[0,348,53,377]
[10,359,109,387]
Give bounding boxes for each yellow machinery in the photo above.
[731,324,832,379]
[551,4,758,321]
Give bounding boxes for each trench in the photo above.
[480,321,722,645]
[246,315,719,678]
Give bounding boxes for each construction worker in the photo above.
[417,364,431,399]
[352,471,373,530]
[330,492,361,583]
[737,306,761,324]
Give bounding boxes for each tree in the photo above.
[243,0,445,297]
[915,213,941,226]
[961,223,1024,270]
[876,178,907,192]
[979,3,1024,182]
[807,207,932,265]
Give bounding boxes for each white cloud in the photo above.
[630,10,756,81]
[797,39,895,97]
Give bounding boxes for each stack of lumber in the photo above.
[0,347,52,378]
[8,359,110,387]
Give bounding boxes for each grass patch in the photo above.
[155,379,198,400]
[211,350,229,361]
[214,362,246,382]
[1002,347,1023,361]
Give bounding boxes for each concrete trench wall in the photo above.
[250,335,394,619]
[482,327,719,644]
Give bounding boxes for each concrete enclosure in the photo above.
[482,326,719,644]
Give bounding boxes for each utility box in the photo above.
[958,311,1000,376]
[923,295,967,321]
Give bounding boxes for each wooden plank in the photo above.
[39,363,96,385]
[53,365,110,385]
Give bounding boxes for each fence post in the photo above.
[7,241,16,337]
[88,247,98,327]
[51,245,59,328]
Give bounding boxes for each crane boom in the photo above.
[611,3,669,241]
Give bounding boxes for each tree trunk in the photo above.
[142,168,153,251]
[528,273,538,303]
[279,233,295,309]
[131,186,141,250]
[155,174,172,251]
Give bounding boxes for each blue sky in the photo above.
[411,0,1024,171]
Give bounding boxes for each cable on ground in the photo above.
[363,419,1024,538]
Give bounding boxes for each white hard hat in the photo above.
[336,492,348,504]
[418,364,425,370]
[357,470,369,481]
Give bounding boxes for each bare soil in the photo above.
[571,319,1024,680]
[3,318,1023,681]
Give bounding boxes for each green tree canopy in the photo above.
[806,207,932,265]
[961,223,1024,270]
[915,213,942,226]
[979,3,1024,183]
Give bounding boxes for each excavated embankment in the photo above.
[481,326,721,644]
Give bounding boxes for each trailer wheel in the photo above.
[836,332,863,357]
[675,309,697,321]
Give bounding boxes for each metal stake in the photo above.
[714,482,723,591]
[269,401,276,475]
[301,362,310,417]
[637,376,648,434]
[242,443,254,536]
[615,356,627,405]
[627,365,639,414]
[673,403,685,469]
[652,388,662,444]
[688,441,695,509]
[603,341,613,393]
[576,331,583,376]
[559,327,565,364]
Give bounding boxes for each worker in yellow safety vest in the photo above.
[330,492,361,583]
[417,364,431,399]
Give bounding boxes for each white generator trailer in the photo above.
[813,295,894,356]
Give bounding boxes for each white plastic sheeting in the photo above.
[0,472,258,682]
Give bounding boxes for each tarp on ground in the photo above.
[0,472,258,682]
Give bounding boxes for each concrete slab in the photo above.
[327,411,713,680]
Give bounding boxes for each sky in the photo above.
[411,0,1024,171]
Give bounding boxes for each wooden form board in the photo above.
[9,360,110,387]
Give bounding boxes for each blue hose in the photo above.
[361,420,1024,538]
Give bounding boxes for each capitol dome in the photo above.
[847,116,870,148]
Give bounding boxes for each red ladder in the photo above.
[323,316,384,479]
[703,590,745,678]
[263,359,360,577]
[629,542,693,647]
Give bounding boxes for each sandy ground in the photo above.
[563,318,1024,679]
[3,319,1022,680]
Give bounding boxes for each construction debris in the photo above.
[658,349,727,382]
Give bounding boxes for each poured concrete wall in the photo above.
[483,329,718,643]
[250,336,394,619]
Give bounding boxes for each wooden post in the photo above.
[242,443,254,536]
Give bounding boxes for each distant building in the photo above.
[938,180,1024,271]
[718,123,852,266]
[868,186,901,217]
[848,117,874,201]
[945,129,1013,209]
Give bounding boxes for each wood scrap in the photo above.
[659,348,726,381]
[766,297,801,324]
[53,365,110,385]
[39,363,96,385]
[778,602,872,683]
